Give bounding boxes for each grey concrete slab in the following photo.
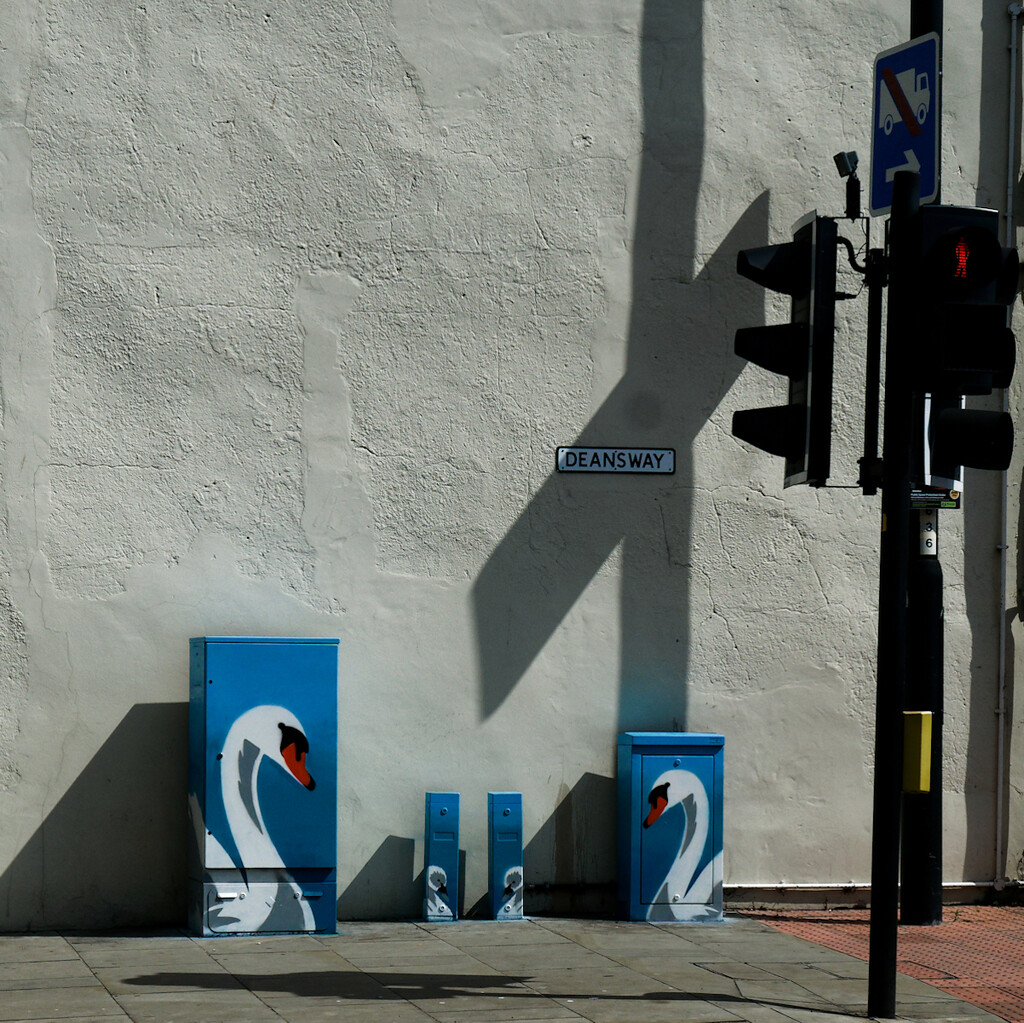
[0,917,1012,1023]
[333,922,429,940]
[0,957,100,991]
[318,935,459,960]
[521,965,680,999]
[192,934,328,954]
[467,943,615,972]
[0,984,126,1021]
[112,989,284,1023]
[206,949,354,974]
[66,934,189,950]
[733,978,852,1010]
[408,992,578,1017]
[4,1018,130,1023]
[522,922,697,957]
[608,958,742,995]
[549,993,744,1023]
[262,997,436,1023]
[697,961,797,982]
[0,935,78,964]
[430,1008,583,1023]
[358,956,511,976]
[231,964,401,1001]
[74,946,216,970]
[700,939,858,964]
[427,921,575,948]
[91,961,243,996]
[706,1002,819,1023]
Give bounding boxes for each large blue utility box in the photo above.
[188,637,338,935]
[617,732,724,922]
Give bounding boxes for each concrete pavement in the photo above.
[0,916,1004,1023]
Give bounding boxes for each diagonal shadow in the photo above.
[0,703,188,930]
[473,0,769,727]
[123,968,858,1015]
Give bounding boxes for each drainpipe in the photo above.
[997,1,1022,890]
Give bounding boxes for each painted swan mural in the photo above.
[190,704,320,933]
[641,767,723,921]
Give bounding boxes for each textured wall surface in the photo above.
[0,0,1020,928]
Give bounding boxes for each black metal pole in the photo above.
[900,514,944,924]
[911,1,942,204]
[868,169,919,1020]
[860,249,886,496]
[899,0,944,929]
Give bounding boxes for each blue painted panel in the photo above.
[202,640,337,870]
[617,733,724,922]
[639,754,715,905]
[424,792,459,921]
[188,637,338,936]
[488,792,523,920]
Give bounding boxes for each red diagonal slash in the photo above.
[881,67,923,137]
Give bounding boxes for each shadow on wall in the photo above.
[337,775,615,921]
[337,836,469,921]
[472,0,767,732]
[522,772,617,918]
[0,703,188,931]
[976,2,1020,882]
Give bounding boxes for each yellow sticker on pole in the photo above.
[903,711,933,794]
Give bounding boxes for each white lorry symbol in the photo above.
[878,68,930,134]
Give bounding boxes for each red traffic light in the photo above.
[953,236,969,279]
[924,225,1002,291]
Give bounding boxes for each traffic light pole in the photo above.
[868,169,919,1020]
[901,511,944,924]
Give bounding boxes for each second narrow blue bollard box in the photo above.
[488,792,523,920]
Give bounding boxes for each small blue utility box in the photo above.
[617,732,724,922]
[188,637,338,935]
[488,792,523,920]
[424,792,460,921]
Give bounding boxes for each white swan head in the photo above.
[223,704,316,791]
[642,768,705,832]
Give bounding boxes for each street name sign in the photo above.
[870,33,939,216]
[556,447,675,473]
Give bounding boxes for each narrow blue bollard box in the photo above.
[617,732,724,922]
[187,637,339,936]
[488,792,524,920]
[424,792,460,921]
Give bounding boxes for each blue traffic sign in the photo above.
[870,33,939,216]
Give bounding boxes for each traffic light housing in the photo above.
[909,206,1018,479]
[732,213,837,487]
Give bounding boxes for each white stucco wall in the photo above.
[0,0,1019,928]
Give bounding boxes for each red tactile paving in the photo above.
[743,905,1024,1023]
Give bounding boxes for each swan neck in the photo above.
[222,738,285,868]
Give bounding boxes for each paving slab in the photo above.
[94,962,244,996]
[231,963,401,1000]
[262,997,436,1023]
[0,984,127,1021]
[427,921,574,948]
[112,988,283,1023]
[550,992,743,1023]
[467,943,618,972]
[193,934,328,954]
[429,1007,583,1023]
[0,935,78,964]
[0,915,1013,1023]
[521,964,680,999]
[0,956,100,991]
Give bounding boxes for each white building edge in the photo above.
[0,0,1022,928]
